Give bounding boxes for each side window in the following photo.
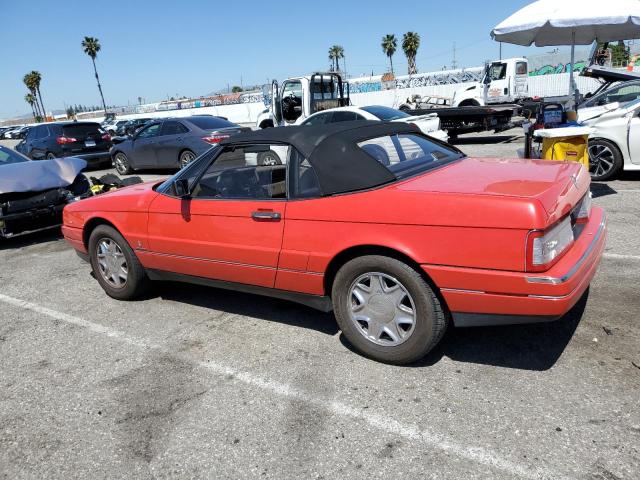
[191,144,289,200]
[303,112,331,126]
[331,111,360,122]
[35,126,47,139]
[25,128,36,140]
[516,62,528,75]
[162,121,188,136]
[136,123,162,138]
[488,63,507,81]
[292,150,321,198]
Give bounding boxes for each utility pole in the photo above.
[499,42,502,60]
[451,42,458,70]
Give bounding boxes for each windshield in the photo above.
[357,133,464,178]
[582,81,640,108]
[361,106,410,121]
[0,146,29,165]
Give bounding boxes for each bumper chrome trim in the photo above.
[525,215,606,285]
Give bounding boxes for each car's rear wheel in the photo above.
[332,255,447,364]
[179,150,196,169]
[588,139,623,181]
[257,150,281,166]
[113,152,132,175]
[88,225,150,300]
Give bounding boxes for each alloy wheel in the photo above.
[114,153,129,175]
[180,151,196,168]
[347,272,417,346]
[96,238,128,288]
[588,143,615,178]
[260,152,279,166]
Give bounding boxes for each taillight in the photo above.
[101,133,111,141]
[56,136,77,144]
[526,216,574,272]
[574,192,592,224]
[202,134,229,144]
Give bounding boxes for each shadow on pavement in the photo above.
[156,282,339,336]
[339,289,589,371]
[0,228,63,250]
[451,135,521,145]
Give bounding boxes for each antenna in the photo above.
[451,42,458,70]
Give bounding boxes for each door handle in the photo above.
[251,211,281,221]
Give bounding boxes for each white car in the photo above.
[296,105,449,143]
[582,97,640,180]
[578,79,640,123]
[2,126,25,139]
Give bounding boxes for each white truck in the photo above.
[255,73,349,129]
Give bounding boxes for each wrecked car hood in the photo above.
[0,157,87,194]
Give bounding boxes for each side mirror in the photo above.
[173,178,191,197]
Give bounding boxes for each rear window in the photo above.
[187,116,236,130]
[358,133,463,177]
[361,106,409,121]
[62,123,102,137]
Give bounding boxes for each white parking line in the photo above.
[604,253,640,261]
[0,292,568,480]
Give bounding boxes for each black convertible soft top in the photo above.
[220,121,423,195]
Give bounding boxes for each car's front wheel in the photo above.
[332,255,447,364]
[113,152,132,175]
[88,225,150,300]
[257,150,281,166]
[588,139,623,181]
[46,152,56,160]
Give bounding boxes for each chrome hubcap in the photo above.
[115,154,127,173]
[588,144,615,178]
[261,154,278,166]
[181,152,195,167]
[348,272,416,346]
[96,238,128,288]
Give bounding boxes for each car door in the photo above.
[30,126,49,159]
[627,106,640,165]
[155,120,189,167]
[145,143,289,287]
[130,123,162,167]
[21,127,37,157]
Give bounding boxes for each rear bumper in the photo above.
[423,207,606,327]
[64,151,111,166]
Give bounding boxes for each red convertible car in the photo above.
[62,122,605,364]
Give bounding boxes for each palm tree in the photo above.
[24,93,37,121]
[82,36,107,114]
[402,32,420,75]
[381,34,397,74]
[334,45,344,72]
[23,71,45,121]
[328,47,337,71]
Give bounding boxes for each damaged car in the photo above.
[0,146,91,238]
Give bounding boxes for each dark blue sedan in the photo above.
[109,115,248,174]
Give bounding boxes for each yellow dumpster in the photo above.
[533,126,594,169]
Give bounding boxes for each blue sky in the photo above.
[0,0,561,119]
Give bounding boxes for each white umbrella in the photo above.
[491,0,640,97]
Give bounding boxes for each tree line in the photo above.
[328,32,421,76]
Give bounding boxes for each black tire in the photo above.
[88,225,150,300]
[46,152,56,160]
[331,255,447,364]
[113,152,132,175]
[179,149,196,169]
[588,138,623,181]
[257,150,281,166]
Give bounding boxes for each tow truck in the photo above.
[257,68,522,139]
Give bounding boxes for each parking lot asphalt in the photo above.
[1,134,639,479]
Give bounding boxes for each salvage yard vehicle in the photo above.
[256,72,350,128]
[62,121,605,364]
[109,115,249,174]
[0,146,90,238]
[582,97,640,180]
[299,105,449,142]
[15,121,112,167]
